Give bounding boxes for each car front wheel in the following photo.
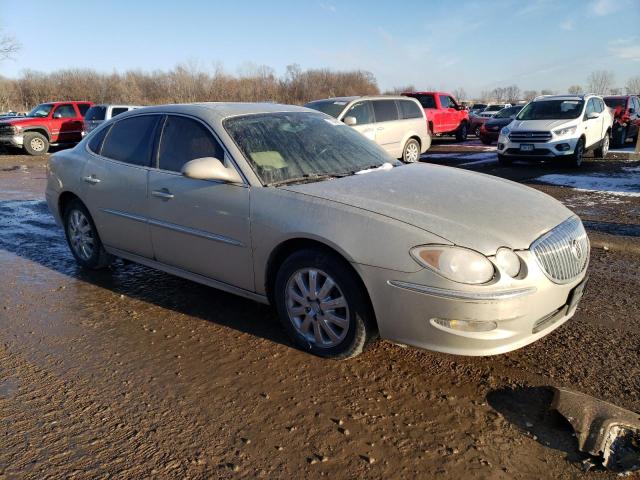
[23,132,49,156]
[274,249,376,359]
[455,123,468,141]
[569,138,585,167]
[64,199,110,269]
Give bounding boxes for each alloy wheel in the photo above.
[285,268,350,348]
[30,137,45,152]
[405,141,420,162]
[68,209,95,261]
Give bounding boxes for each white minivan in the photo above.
[83,104,141,135]
[305,96,431,162]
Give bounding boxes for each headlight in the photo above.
[494,247,521,277]
[553,126,577,136]
[500,127,510,135]
[410,245,495,284]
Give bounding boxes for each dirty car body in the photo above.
[46,103,590,359]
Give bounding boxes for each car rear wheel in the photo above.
[569,138,585,167]
[455,122,468,141]
[274,249,376,359]
[473,125,481,137]
[64,199,110,269]
[401,138,420,163]
[594,133,609,158]
[23,132,49,156]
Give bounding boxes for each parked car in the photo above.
[0,101,93,155]
[401,91,470,141]
[305,96,430,162]
[479,105,523,144]
[483,104,511,114]
[469,103,487,115]
[83,104,141,135]
[47,103,589,359]
[469,111,495,137]
[603,95,640,148]
[497,94,613,167]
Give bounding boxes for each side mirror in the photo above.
[343,116,357,126]
[586,111,600,120]
[181,157,242,183]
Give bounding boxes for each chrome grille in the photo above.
[509,131,552,142]
[0,125,15,135]
[531,217,589,283]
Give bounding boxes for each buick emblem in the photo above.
[570,239,583,260]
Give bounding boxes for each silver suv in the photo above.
[305,96,431,163]
[83,104,141,135]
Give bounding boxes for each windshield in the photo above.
[224,112,397,186]
[471,104,486,110]
[28,103,54,118]
[484,105,502,112]
[516,100,584,120]
[304,100,350,118]
[84,106,106,121]
[494,106,520,119]
[604,98,626,109]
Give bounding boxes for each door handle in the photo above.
[152,189,174,200]
[83,175,100,185]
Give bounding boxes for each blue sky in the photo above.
[1,0,638,96]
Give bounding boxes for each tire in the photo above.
[568,137,585,167]
[401,138,421,163]
[455,122,468,142]
[23,132,49,156]
[611,127,626,148]
[274,248,376,360]
[473,126,481,137]
[63,199,110,269]
[594,133,609,158]
[497,153,512,166]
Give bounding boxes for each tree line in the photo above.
[0,63,380,112]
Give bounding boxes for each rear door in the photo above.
[81,114,161,258]
[371,100,401,155]
[51,104,84,143]
[340,101,376,141]
[147,114,253,290]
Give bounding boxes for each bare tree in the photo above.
[504,85,520,103]
[522,90,538,101]
[540,89,555,95]
[587,70,614,95]
[383,85,415,95]
[625,76,640,94]
[0,29,19,61]
[452,87,467,102]
[567,85,582,95]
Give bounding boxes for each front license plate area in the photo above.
[567,276,588,311]
[520,144,534,152]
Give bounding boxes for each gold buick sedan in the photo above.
[46,103,589,359]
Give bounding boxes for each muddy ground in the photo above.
[0,144,639,479]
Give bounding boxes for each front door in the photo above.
[147,115,253,291]
[584,98,603,148]
[81,114,161,258]
[50,104,84,143]
[341,101,376,141]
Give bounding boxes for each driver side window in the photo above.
[345,102,374,125]
[54,104,77,118]
[439,95,450,108]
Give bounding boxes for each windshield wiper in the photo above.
[269,173,345,187]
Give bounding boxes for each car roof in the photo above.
[533,94,596,102]
[308,95,418,103]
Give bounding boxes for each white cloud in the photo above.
[560,19,574,30]
[609,37,640,61]
[590,0,621,15]
[319,2,336,13]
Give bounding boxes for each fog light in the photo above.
[498,142,505,150]
[555,143,570,151]
[431,318,498,333]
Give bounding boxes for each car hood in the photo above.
[281,164,573,254]
[509,119,576,131]
[0,117,43,126]
[485,117,514,128]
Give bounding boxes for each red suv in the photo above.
[0,101,93,155]
[603,95,639,148]
[402,91,469,141]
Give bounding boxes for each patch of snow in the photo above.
[536,170,640,197]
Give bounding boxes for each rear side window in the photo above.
[54,104,77,118]
[398,100,423,119]
[88,125,110,154]
[101,115,159,166]
[110,107,129,118]
[158,115,224,173]
[344,101,374,125]
[410,94,436,109]
[372,100,398,122]
[84,106,106,121]
[77,104,91,116]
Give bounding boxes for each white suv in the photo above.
[497,94,613,167]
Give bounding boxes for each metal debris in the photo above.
[551,387,640,472]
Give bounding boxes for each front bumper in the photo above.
[0,134,23,148]
[498,135,578,158]
[355,250,587,356]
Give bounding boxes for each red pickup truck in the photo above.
[402,91,469,141]
[0,101,93,155]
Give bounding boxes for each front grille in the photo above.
[0,125,15,135]
[531,217,589,283]
[509,131,552,142]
